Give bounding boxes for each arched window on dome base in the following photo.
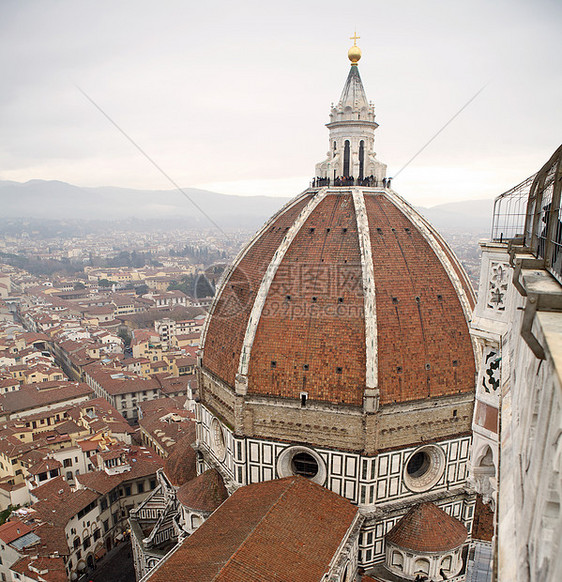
[343,140,350,176]
[359,140,365,180]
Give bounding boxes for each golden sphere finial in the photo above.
[348,31,361,65]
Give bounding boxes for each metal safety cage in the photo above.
[523,145,562,284]
[491,174,536,243]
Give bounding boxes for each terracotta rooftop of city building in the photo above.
[0,381,92,415]
[386,501,468,552]
[202,188,476,407]
[0,519,34,544]
[10,555,67,582]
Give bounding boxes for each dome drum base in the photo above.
[199,365,474,454]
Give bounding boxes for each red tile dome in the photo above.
[177,468,228,512]
[386,501,468,552]
[201,187,476,407]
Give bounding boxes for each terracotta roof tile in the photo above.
[472,494,494,542]
[28,458,62,475]
[176,468,227,512]
[0,381,92,415]
[25,522,69,556]
[31,475,71,501]
[202,191,475,407]
[76,447,163,494]
[10,556,67,582]
[32,488,99,526]
[162,433,197,486]
[0,519,33,543]
[147,476,358,582]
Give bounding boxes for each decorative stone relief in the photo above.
[482,347,501,393]
[470,445,497,510]
[211,417,226,461]
[487,262,510,311]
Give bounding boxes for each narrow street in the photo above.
[79,541,135,582]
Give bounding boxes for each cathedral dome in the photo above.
[201,187,476,409]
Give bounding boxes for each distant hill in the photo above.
[418,198,495,233]
[0,180,292,229]
[0,179,494,233]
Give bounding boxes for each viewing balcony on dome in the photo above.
[311,175,392,188]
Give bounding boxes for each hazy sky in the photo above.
[1,0,560,206]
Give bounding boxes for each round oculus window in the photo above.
[407,451,431,478]
[403,445,445,492]
[291,452,319,478]
[276,446,327,485]
[211,418,226,461]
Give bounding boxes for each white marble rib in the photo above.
[236,188,330,379]
[352,188,379,390]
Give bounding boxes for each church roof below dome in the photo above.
[177,468,228,512]
[163,432,197,487]
[386,502,468,553]
[146,476,358,582]
[202,186,476,408]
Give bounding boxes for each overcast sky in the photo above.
[0,0,560,207]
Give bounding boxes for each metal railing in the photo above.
[491,174,536,243]
[490,145,562,285]
[524,145,562,284]
[311,176,392,188]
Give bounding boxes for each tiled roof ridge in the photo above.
[213,476,299,580]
